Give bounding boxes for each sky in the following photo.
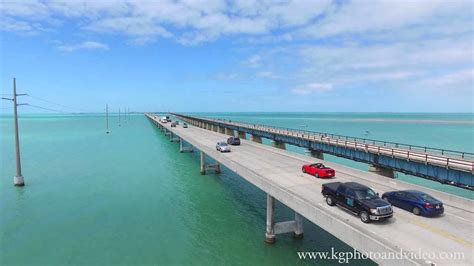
[0,0,473,113]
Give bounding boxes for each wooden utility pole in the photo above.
[12,78,24,186]
[106,104,109,134]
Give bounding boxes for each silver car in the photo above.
[216,142,231,152]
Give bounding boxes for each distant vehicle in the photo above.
[322,182,393,223]
[302,163,335,178]
[166,116,171,122]
[171,121,177,127]
[216,142,231,152]
[227,137,241,145]
[183,123,188,128]
[160,117,168,123]
[382,190,444,216]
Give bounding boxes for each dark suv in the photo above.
[227,137,241,145]
[322,182,393,223]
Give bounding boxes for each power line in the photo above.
[26,104,71,113]
[27,94,92,113]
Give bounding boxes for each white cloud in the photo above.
[0,0,331,44]
[256,71,280,79]
[243,55,262,68]
[85,17,172,38]
[58,41,109,52]
[266,0,331,27]
[292,83,333,95]
[0,17,35,33]
[419,69,473,89]
[0,0,49,18]
[299,0,471,39]
[1,0,470,48]
[296,37,473,86]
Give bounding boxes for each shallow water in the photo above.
[1,113,472,265]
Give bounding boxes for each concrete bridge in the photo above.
[145,113,473,265]
[171,113,474,190]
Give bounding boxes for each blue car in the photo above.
[381,190,444,216]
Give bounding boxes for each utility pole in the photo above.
[106,104,110,134]
[118,107,121,127]
[1,78,27,186]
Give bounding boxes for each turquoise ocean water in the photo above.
[1,113,473,265]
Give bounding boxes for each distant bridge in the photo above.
[171,113,474,190]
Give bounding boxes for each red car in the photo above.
[302,163,335,178]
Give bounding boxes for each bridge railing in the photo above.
[203,116,473,160]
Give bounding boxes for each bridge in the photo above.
[145,113,473,265]
[171,113,474,190]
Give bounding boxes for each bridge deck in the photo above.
[146,114,473,265]
[176,114,474,173]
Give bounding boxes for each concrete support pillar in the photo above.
[225,128,234,136]
[170,134,179,142]
[212,125,218,132]
[200,151,221,175]
[251,134,262,143]
[265,194,276,244]
[272,141,286,150]
[200,151,206,175]
[237,131,246,139]
[218,126,225,134]
[264,194,304,244]
[306,149,324,160]
[294,212,304,239]
[179,139,193,153]
[368,165,395,178]
[207,123,211,130]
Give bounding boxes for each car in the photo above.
[165,116,171,122]
[171,121,177,127]
[216,142,231,152]
[322,182,393,223]
[160,117,168,123]
[227,137,241,145]
[183,123,188,128]
[381,190,444,216]
[302,163,335,178]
